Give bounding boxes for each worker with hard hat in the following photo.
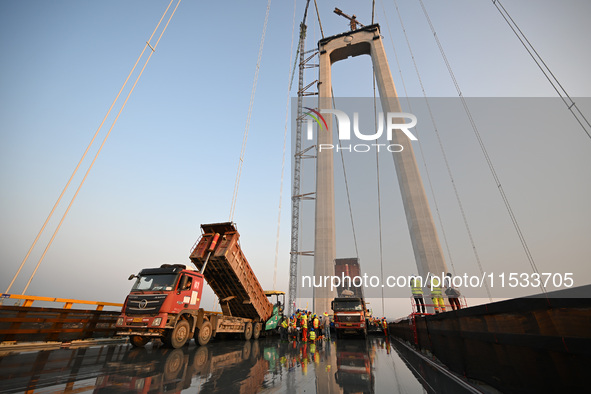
[411,276,426,314]
[430,276,446,313]
[322,312,331,341]
[301,312,308,342]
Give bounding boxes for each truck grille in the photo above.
[125,294,167,315]
[338,314,362,323]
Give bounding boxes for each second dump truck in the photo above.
[332,295,368,338]
[116,222,284,348]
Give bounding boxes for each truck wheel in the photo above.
[196,321,212,346]
[130,335,150,348]
[253,323,262,339]
[243,322,253,340]
[165,320,190,348]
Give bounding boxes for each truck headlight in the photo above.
[360,323,365,328]
[151,317,162,327]
[116,317,124,326]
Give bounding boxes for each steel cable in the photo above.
[418,0,545,295]
[21,0,182,295]
[229,0,272,222]
[492,0,591,140]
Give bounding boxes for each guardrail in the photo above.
[0,294,124,344]
[1,293,123,310]
[390,286,591,393]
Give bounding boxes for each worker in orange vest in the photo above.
[301,313,308,342]
[382,318,388,336]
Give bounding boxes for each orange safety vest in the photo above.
[313,317,319,329]
[382,320,387,329]
[301,316,307,328]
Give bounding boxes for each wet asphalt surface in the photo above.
[0,334,481,393]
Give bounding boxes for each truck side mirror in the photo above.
[331,301,334,310]
[128,274,137,280]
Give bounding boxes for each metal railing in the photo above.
[0,294,123,344]
[409,295,467,315]
[1,293,123,310]
[408,295,468,344]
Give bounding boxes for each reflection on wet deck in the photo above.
[0,335,483,393]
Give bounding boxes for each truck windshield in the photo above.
[132,274,178,291]
[333,301,363,311]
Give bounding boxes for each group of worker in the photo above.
[411,273,463,314]
[367,316,389,336]
[280,310,331,343]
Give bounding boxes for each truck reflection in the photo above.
[94,346,200,393]
[94,340,268,393]
[334,339,375,394]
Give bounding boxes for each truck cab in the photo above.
[116,264,205,348]
[331,296,367,338]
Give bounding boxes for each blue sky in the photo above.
[1,1,590,318]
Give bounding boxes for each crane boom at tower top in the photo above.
[334,7,364,31]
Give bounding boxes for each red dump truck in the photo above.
[332,295,368,338]
[116,222,284,348]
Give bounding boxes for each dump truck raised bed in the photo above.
[115,222,284,348]
[189,223,284,338]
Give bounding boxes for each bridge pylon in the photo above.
[313,25,448,314]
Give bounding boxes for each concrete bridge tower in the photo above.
[313,25,448,314]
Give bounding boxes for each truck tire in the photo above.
[164,320,190,348]
[243,322,253,340]
[196,321,212,346]
[253,323,262,339]
[130,335,150,348]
